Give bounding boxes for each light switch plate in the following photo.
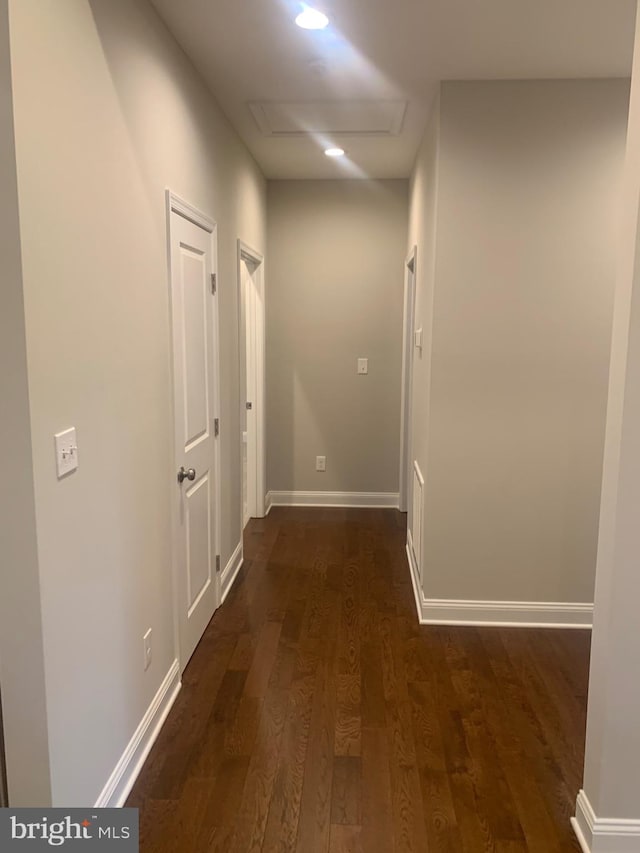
[55,428,78,478]
[316,455,326,472]
[414,328,423,349]
[357,358,368,375]
[143,628,152,671]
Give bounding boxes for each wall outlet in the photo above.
[316,455,326,472]
[143,628,152,671]
[357,358,368,375]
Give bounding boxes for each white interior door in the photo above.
[168,193,220,671]
[399,248,417,513]
[238,242,265,523]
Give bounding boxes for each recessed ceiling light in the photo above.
[295,7,329,30]
[324,147,345,157]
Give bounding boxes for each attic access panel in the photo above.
[248,100,407,136]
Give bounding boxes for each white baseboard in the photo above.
[404,542,592,629]
[572,790,640,853]
[421,598,593,628]
[406,540,423,621]
[264,491,273,516]
[266,490,400,509]
[95,659,181,807]
[221,540,243,604]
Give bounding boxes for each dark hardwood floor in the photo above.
[127,507,589,852]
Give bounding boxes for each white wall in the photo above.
[407,92,440,540]
[578,6,640,837]
[409,80,629,610]
[0,0,51,807]
[267,179,408,496]
[8,0,266,806]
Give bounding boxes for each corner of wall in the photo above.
[0,0,51,806]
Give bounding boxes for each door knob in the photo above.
[177,466,196,483]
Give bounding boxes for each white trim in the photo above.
[221,541,244,604]
[409,460,424,584]
[399,247,417,514]
[572,790,640,853]
[404,546,593,628]
[572,819,590,853]
[266,490,400,509]
[419,598,592,628]
[94,660,181,808]
[238,240,264,267]
[237,240,266,519]
[265,491,273,516]
[406,540,423,620]
[167,191,215,232]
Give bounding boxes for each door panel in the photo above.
[169,197,220,670]
[181,250,210,446]
[185,473,212,614]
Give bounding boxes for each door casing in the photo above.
[166,190,221,671]
[238,240,266,521]
[399,247,417,514]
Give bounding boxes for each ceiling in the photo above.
[150,0,636,180]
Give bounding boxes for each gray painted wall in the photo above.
[8,0,266,806]
[0,0,51,807]
[409,79,630,606]
[267,179,408,495]
[582,5,640,822]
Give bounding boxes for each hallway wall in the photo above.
[0,0,51,807]
[409,79,630,614]
[267,179,408,498]
[580,3,640,829]
[8,0,266,806]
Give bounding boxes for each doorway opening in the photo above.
[399,246,417,514]
[238,241,266,526]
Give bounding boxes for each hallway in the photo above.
[127,508,588,852]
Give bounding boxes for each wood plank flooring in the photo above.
[127,507,589,852]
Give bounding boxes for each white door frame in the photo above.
[166,190,221,671]
[237,240,266,519]
[399,247,417,513]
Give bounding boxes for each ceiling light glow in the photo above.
[295,7,329,30]
[325,147,346,157]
